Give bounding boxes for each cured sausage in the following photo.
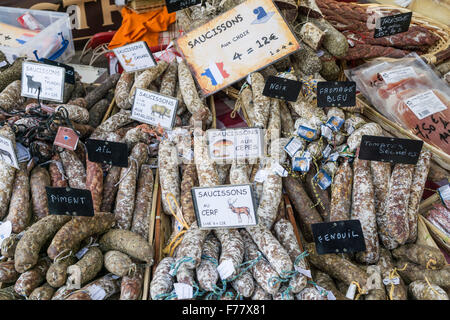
[120,264,144,300]
[0,125,17,219]
[99,229,153,263]
[48,154,67,188]
[213,229,244,280]
[150,257,175,300]
[104,250,135,277]
[376,248,407,300]
[115,72,134,110]
[131,164,154,240]
[129,61,168,105]
[47,212,115,260]
[392,244,446,269]
[46,254,77,288]
[15,215,71,273]
[30,166,50,220]
[29,283,55,300]
[0,261,20,283]
[351,158,379,264]
[406,150,431,243]
[250,72,271,128]
[101,166,122,213]
[383,163,415,246]
[159,139,180,216]
[14,257,51,297]
[66,247,103,288]
[86,160,103,213]
[59,149,86,189]
[196,233,220,292]
[180,164,198,226]
[65,274,121,300]
[330,160,352,222]
[409,280,448,300]
[6,162,30,233]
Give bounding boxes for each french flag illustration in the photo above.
[201,62,230,86]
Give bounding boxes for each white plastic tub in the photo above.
[0,6,74,63]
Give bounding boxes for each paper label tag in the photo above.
[41,59,75,85]
[217,259,235,280]
[317,81,356,108]
[112,41,157,73]
[176,0,301,96]
[358,135,423,165]
[374,12,412,38]
[75,247,89,259]
[315,284,336,300]
[297,125,317,142]
[53,127,79,151]
[292,156,311,172]
[345,283,356,300]
[254,169,269,183]
[284,137,303,157]
[311,220,366,255]
[438,184,450,208]
[192,184,258,229]
[174,283,194,299]
[131,88,178,130]
[321,124,333,140]
[380,66,417,84]
[21,61,65,103]
[0,135,19,169]
[328,152,339,162]
[16,143,30,163]
[0,61,8,68]
[262,76,302,102]
[383,277,400,285]
[272,162,288,177]
[322,144,332,160]
[326,116,345,132]
[86,284,107,300]
[313,169,332,190]
[207,128,265,161]
[404,90,447,120]
[294,265,312,278]
[46,186,95,217]
[0,221,12,247]
[86,139,128,167]
[166,0,202,13]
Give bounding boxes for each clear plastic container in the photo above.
[0,6,74,63]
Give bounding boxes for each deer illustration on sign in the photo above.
[26,74,41,94]
[227,198,251,224]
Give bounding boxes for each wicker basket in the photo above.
[359,3,450,64]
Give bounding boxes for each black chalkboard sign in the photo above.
[41,58,75,85]
[374,12,412,38]
[358,135,423,165]
[262,76,302,102]
[316,81,356,108]
[311,220,366,255]
[86,139,128,168]
[46,187,94,217]
[165,0,202,13]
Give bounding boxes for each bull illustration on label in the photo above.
[26,74,41,94]
[151,104,171,118]
[227,198,252,224]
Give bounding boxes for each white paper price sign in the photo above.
[0,135,19,169]
[131,88,178,130]
[112,41,157,73]
[191,184,258,229]
[21,61,65,103]
[207,127,264,162]
[176,0,301,96]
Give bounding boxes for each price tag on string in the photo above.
[46,186,94,217]
[284,137,303,158]
[86,139,128,167]
[174,283,194,299]
[316,81,356,108]
[176,0,301,96]
[383,277,400,285]
[311,220,366,255]
[21,61,65,103]
[438,184,450,209]
[165,0,202,13]
[374,12,412,38]
[358,135,423,165]
[262,76,302,102]
[53,127,79,151]
[217,259,235,280]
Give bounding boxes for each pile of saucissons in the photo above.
[0,0,448,301]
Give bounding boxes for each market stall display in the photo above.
[0,0,449,302]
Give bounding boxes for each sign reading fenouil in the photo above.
[176,0,301,96]
[192,184,258,229]
[21,61,65,103]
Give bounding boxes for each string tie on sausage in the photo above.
[426,258,437,270]
[387,263,407,300]
[294,251,310,266]
[53,249,73,263]
[114,157,138,187]
[225,252,263,283]
[169,256,195,276]
[307,280,329,298]
[424,276,442,297]
[163,193,189,256]
[281,286,293,300]
[268,269,298,288]
[350,280,366,300]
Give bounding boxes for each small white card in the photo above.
[294,265,312,278]
[284,137,303,158]
[174,283,194,300]
[112,41,157,73]
[404,90,447,120]
[21,61,65,103]
[86,284,107,300]
[0,135,19,169]
[0,221,12,247]
[217,259,235,280]
[192,184,258,229]
[383,277,400,285]
[254,169,269,183]
[132,88,178,130]
[381,67,417,84]
[272,162,288,177]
